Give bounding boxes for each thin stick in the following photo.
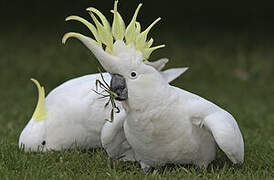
[92,68,120,122]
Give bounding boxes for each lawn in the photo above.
[0,25,274,179]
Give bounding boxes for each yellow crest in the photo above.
[31,78,47,122]
[62,1,165,60]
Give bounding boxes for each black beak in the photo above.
[110,74,128,101]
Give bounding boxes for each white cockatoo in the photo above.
[19,65,187,152]
[62,1,244,171]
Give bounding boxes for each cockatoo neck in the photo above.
[123,76,171,112]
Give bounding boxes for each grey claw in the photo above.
[140,162,150,173]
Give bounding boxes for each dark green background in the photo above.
[2,0,274,32]
[0,1,274,178]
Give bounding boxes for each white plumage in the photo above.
[19,64,186,152]
[68,37,244,171]
[121,86,244,169]
[102,79,244,169]
[60,1,244,170]
[19,73,113,151]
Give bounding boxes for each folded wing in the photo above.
[203,110,244,164]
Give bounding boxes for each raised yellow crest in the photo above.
[62,1,165,60]
[31,78,47,122]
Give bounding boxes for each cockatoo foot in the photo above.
[196,161,209,170]
[140,162,150,173]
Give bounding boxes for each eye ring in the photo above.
[131,72,136,77]
[41,141,46,146]
[130,71,138,79]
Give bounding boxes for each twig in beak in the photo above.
[92,68,120,122]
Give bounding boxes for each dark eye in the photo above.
[131,71,137,78]
[41,141,46,146]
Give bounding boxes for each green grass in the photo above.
[0,27,274,179]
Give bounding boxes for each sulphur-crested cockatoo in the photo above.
[19,65,187,152]
[62,1,244,171]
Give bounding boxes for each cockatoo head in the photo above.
[62,1,188,102]
[19,79,48,152]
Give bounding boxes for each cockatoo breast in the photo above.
[123,86,216,166]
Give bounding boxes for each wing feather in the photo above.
[203,110,244,163]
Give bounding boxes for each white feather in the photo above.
[19,73,115,151]
[202,110,244,163]
[19,67,186,152]
[122,84,244,169]
[94,41,244,169]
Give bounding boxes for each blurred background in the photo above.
[0,0,274,177]
[0,0,274,160]
[1,0,274,81]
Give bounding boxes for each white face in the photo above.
[121,63,163,88]
[107,41,170,106]
[110,58,168,109]
[19,118,47,152]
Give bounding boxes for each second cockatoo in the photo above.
[19,65,187,152]
[62,1,244,171]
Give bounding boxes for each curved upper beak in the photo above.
[110,74,128,101]
[62,33,121,73]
